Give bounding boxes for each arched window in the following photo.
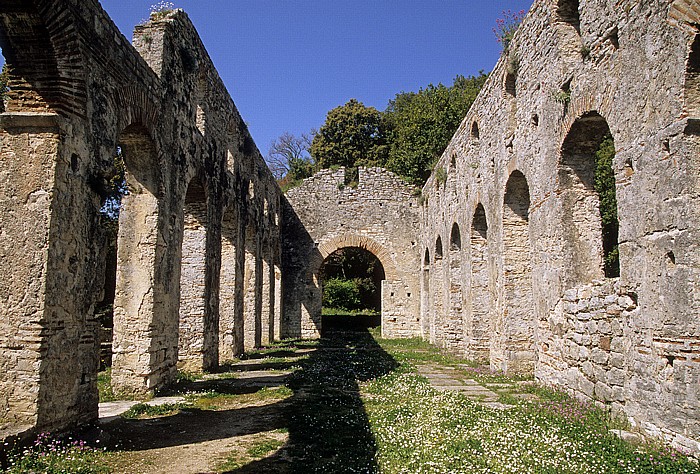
[559,112,619,282]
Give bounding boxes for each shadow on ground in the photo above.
[230,328,397,473]
[103,328,397,473]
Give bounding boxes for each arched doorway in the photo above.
[320,247,385,333]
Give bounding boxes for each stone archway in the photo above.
[310,234,402,336]
[281,167,420,339]
[313,234,399,281]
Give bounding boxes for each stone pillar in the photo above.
[111,132,170,394]
[177,190,209,371]
[219,209,238,361]
[447,231,464,354]
[243,225,259,351]
[260,251,272,345]
[469,206,491,361]
[0,113,100,433]
[273,264,282,341]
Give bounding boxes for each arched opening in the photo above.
[557,0,581,33]
[469,204,490,361]
[432,236,446,347]
[505,71,517,98]
[447,223,465,353]
[0,4,85,116]
[686,34,700,117]
[194,71,207,135]
[111,125,164,393]
[471,121,480,140]
[178,175,216,371]
[499,170,535,373]
[421,248,431,339]
[320,247,385,333]
[559,111,619,284]
[93,147,127,372]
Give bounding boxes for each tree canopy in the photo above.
[310,99,389,170]
[384,73,488,186]
[271,73,488,190]
[266,132,315,191]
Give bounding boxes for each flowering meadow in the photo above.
[365,332,699,474]
[1,432,108,474]
[2,330,699,473]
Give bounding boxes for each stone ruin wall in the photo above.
[2,0,700,456]
[0,0,282,436]
[419,0,700,452]
[282,167,421,338]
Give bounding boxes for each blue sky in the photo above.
[8,1,534,156]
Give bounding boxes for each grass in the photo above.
[120,402,187,419]
[97,368,116,402]
[364,330,699,473]
[10,331,699,473]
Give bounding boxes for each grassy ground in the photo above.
[3,330,699,473]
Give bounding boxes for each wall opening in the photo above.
[469,204,490,361]
[432,236,445,347]
[421,248,431,339]
[471,121,480,140]
[178,176,215,371]
[320,246,385,333]
[500,170,535,373]
[559,111,619,283]
[447,223,465,353]
[94,147,128,371]
[505,71,517,97]
[686,34,700,117]
[557,0,581,33]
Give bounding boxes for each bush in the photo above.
[322,278,361,311]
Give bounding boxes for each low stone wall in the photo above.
[537,279,635,416]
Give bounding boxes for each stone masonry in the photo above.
[0,0,699,457]
[418,0,700,454]
[282,167,421,339]
[0,0,282,436]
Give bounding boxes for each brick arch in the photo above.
[0,0,86,116]
[669,0,700,25]
[311,234,399,281]
[113,86,161,137]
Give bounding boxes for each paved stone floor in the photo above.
[416,364,536,409]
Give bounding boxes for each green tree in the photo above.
[310,99,388,169]
[322,278,361,311]
[594,135,619,277]
[384,73,487,186]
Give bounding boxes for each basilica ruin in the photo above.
[0,0,698,456]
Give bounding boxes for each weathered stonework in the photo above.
[419,0,700,453]
[1,0,699,457]
[282,167,421,338]
[0,0,282,436]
